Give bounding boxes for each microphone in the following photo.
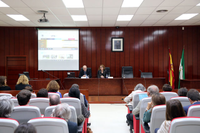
[139,70,142,73]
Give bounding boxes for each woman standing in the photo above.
[0,76,11,90]
[97,64,106,78]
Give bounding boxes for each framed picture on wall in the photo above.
[111,37,124,52]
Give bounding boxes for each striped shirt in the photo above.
[157,120,171,133]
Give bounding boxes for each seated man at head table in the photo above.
[79,65,92,78]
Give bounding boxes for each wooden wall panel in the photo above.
[0,26,200,89]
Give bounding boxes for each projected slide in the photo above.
[38,29,79,70]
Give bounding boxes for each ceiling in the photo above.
[0,0,200,27]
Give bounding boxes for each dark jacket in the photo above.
[0,86,11,90]
[183,101,200,115]
[15,83,31,90]
[97,70,106,78]
[67,120,78,133]
[79,69,91,78]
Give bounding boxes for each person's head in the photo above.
[0,76,7,87]
[14,123,36,133]
[162,84,172,92]
[151,94,166,107]
[0,96,14,118]
[83,65,87,72]
[50,95,60,106]
[37,88,48,97]
[99,64,105,71]
[147,85,159,97]
[17,90,31,105]
[52,103,71,121]
[134,83,146,92]
[166,99,186,121]
[25,86,33,92]
[68,84,80,99]
[178,87,188,96]
[46,80,60,92]
[17,75,29,85]
[187,89,199,104]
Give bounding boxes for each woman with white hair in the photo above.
[0,96,14,118]
[52,103,77,133]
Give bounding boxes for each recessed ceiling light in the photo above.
[0,1,9,7]
[7,14,30,21]
[117,15,133,21]
[122,0,143,7]
[62,0,84,8]
[71,15,87,21]
[196,3,200,6]
[156,9,168,13]
[175,13,198,20]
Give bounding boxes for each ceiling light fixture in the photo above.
[122,0,143,7]
[117,15,133,21]
[71,15,87,21]
[156,9,168,13]
[175,13,198,20]
[0,1,9,7]
[7,14,30,21]
[196,3,200,6]
[62,0,84,8]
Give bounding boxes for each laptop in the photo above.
[67,72,75,78]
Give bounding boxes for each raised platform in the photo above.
[89,96,126,103]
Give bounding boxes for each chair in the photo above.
[139,97,151,133]
[11,98,19,106]
[63,93,85,105]
[170,97,191,106]
[105,67,110,77]
[0,93,12,98]
[122,66,133,78]
[44,106,77,124]
[10,106,41,124]
[29,98,49,114]
[28,117,69,133]
[0,118,19,133]
[142,105,166,133]
[31,93,37,98]
[187,105,200,117]
[169,117,200,133]
[60,97,81,117]
[48,92,60,98]
[23,71,30,80]
[160,92,178,101]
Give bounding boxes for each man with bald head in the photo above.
[49,95,60,106]
[79,65,92,78]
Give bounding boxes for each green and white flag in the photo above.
[178,49,185,89]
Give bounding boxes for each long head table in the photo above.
[64,77,166,96]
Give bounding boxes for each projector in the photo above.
[38,18,49,23]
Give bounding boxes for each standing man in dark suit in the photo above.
[79,65,91,78]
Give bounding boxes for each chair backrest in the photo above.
[122,66,133,78]
[63,93,84,104]
[31,93,37,98]
[23,71,30,80]
[169,117,200,133]
[150,105,166,133]
[105,67,110,77]
[28,117,69,133]
[132,92,147,108]
[0,118,19,133]
[60,97,81,116]
[187,105,200,117]
[10,106,41,124]
[160,92,178,101]
[0,93,12,98]
[29,98,49,114]
[48,92,60,98]
[139,97,151,121]
[11,98,19,106]
[170,97,191,107]
[44,106,77,124]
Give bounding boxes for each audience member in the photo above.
[46,80,62,98]
[124,83,146,105]
[52,103,78,133]
[126,85,159,133]
[37,88,48,97]
[178,87,188,96]
[0,96,14,118]
[17,90,31,105]
[156,99,186,133]
[49,95,60,106]
[14,123,36,133]
[183,89,200,114]
[15,75,31,90]
[162,84,172,92]
[0,76,11,90]
[143,93,166,123]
